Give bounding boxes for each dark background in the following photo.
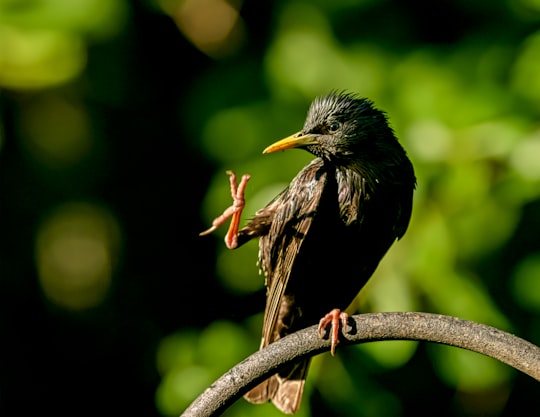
[0,0,539,416]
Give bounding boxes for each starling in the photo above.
[200,91,416,414]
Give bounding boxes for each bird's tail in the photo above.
[244,359,310,414]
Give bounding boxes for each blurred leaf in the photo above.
[155,321,256,416]
[511,253,540,312]
[156,330,199,376]
[0,26,86,88]
[430,344,513,390]
[511,30,540,106]
[217,243,263,294]
[451,198,518,259]
[155,365,214,416]
[404,118,453,162]
[317,354,402,417]
[509,129,540,180]
[35,202,120,311]
[0,0,127,89]
[357,340,417,370]
[197,320,254,372]
[265,3,388,99]
[201,104,268,164]
[0,0,127,39]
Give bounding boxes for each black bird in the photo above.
[200,91,416,414]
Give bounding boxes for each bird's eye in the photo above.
[328,121,340,133]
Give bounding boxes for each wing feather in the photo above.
[258,160,326,347]
[237,159,327,347]
[243,160,326,413]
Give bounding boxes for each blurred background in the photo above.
[1,0,540,416]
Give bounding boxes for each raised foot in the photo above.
[199,170,251,249]
[318,308,349,356]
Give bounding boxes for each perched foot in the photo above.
[199,171,251,249]
[318,309,349,356]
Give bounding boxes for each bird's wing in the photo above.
[256,159,327,347]
[242,160,326,412]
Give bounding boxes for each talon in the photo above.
[199,171,251,250]
[318,309,349,356]
[199,225,217,236]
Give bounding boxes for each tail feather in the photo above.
[243,376,278,404]
[244,359,311,414]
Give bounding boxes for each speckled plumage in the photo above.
[205,92,416,414]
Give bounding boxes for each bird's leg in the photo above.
[199,170,251,249]
[318,308,349,356]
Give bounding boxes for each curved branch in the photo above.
[181,312,540,417]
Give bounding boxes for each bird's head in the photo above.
[263,92,399,165]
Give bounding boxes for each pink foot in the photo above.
[199,171,250,249]
[318,309,349,356]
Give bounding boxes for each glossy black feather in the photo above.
[237,92,416,413]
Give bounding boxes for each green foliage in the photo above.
[5,0,540,415]
[0,0,127,88]
[155,322,256,416]
[511,253,540,312]
[185,0,540,414]
[432,346,513,389]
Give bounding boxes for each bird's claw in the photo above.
[199,171,251,249]
[318,309,349,356]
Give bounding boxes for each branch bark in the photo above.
[181,312,540,417]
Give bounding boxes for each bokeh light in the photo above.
[0,0,127,89]
[156,0,245,58]
[1,0,540,416]
[35,202,121,310]
[18,94,93,168]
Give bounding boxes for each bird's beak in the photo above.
[263,132,318,154]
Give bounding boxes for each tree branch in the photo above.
[181,312,540,417]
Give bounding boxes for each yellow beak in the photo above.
[263,132,318,154]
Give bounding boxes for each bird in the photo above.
[200,91,416,414]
